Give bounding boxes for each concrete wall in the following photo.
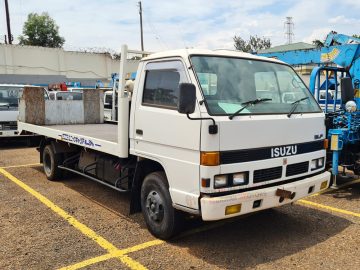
[0,44,140,82]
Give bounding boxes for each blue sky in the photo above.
[1,0,360,52]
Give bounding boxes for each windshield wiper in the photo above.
[287,97,309,118]
[229,98,272,120]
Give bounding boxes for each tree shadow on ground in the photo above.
[324,176,360,201]
[172,206,352,269]
[0,139,29,149]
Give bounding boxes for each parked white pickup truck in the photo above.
[18,46,330,239]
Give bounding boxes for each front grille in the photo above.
[0,121,17,130]
[220,141,324,164]
[286,161,309,177]
[253,166,282,183]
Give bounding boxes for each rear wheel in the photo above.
[141,171,183,239]
[42,144,63,181]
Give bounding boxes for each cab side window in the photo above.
[142,60,188,110]
[143,70,180,109]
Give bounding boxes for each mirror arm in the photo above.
[186,114,218,135]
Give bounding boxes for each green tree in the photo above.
[352,34,360,39]
[233,35,271,52]
[312,39,324,48]
[19,12,65,48]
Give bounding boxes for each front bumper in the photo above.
[0,129,19,137]
[200,171,331,221]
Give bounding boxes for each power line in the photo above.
[141,7,168,49]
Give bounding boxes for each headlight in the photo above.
[318,157,324,167]
[214,172,249,188]
[311,157,325,171]
[214,175,228,188]
[310,160,318,170]
[233,172,248,186]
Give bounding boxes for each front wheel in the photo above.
[141,171,183,239]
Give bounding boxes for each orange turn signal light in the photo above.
[201,178,210,188]
[200,151,220,166]
[324,139,329,149]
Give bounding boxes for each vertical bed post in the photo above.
[118,45,129,158]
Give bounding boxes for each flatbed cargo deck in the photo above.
[18,122,119,156]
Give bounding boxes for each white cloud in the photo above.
[303,28,332,43]
[328,15,359,24]
[1,0,360,52]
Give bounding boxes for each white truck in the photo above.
[18,46,331,239]
[0,84,25,137]
[103,90,115,121]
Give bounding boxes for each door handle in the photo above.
[136,129,143,135]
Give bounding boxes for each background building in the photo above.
[0,44,139,87]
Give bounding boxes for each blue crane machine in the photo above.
[258,32,360,184]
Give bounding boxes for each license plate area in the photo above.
[275,188,296,200]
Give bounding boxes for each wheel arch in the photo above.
[130,156,169,214]
[39,138,79,163]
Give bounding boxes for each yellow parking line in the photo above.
[59,240,164,270]
[58,253,114,270]
[298,199,360,218]
[60,254,145,270]
[0,168,155,269]
[118,255,148,270]
[119,240,164,254]
[0,163,41,169]
[0,168,118,253]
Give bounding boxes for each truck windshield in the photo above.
[190,56,321,116]
[0,86,22,111]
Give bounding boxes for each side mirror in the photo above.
[178,83,196,114]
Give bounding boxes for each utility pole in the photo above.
[284,17,294,44]
[4,0,12,44]
[138,1,144,51]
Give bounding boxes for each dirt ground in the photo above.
[0,143,359,270]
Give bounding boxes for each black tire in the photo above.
[141,171,183,239]
[42,144,63,181]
